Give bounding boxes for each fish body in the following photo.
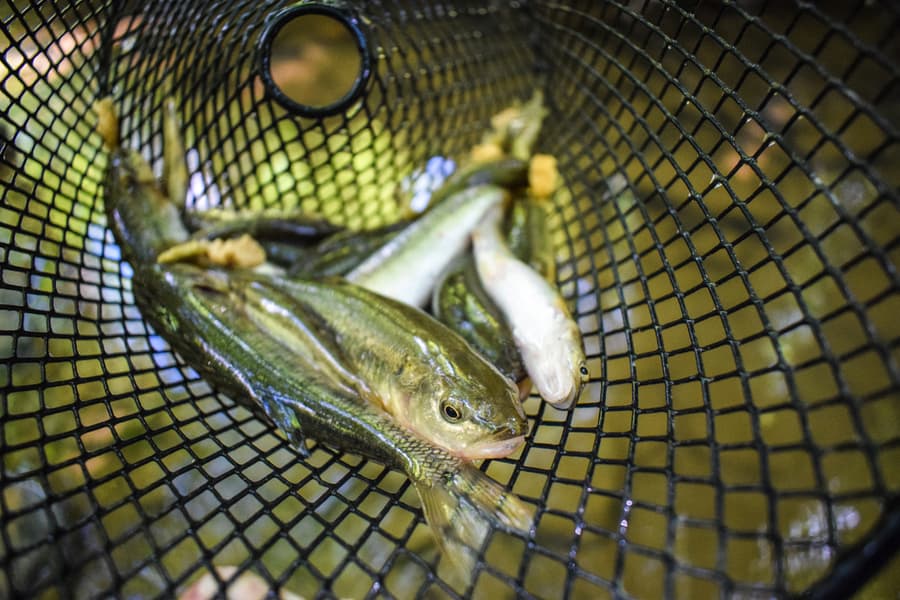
[231,224,399,272]
[288,221,408,277]
[505,198,557,283]
[400,157,526,216]
[162,98,188,214]
[257,239,317,269]
[424,157,527,212]
[297,159,522,278]
[347,184,506,307]
[133,262,533,577]
[103,146,191,265]
[245,274,528,460]
[185,208,341,244]
[473,206,588,408]
[432,254,527,386]
[483,91,549,161]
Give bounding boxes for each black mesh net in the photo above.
[2,1,899,598]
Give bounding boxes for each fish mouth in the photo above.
[534,371,583,409]
[456,435,525,460]
[549,385,577,410]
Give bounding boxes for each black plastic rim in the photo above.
[258,2,373,118]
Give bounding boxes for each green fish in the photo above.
[505,197,557,283]
[185,207,341,244]
[287,221,408,277]
[432,254,527,387]
[244,221,407,277]
[239,272,528,460]
[255,239,317,269]
[285,159,523,278]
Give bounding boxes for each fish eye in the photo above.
[441,401,463,423]
[580,365,589,377]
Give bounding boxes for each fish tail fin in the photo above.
[162,97,188,210]
[94,96,120,150]
[415,462,533,578]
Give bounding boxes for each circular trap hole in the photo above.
[259,2,372,117]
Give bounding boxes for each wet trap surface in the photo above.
[1,1,899,598]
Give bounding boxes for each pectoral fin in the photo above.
[259,394,310,458]
[415,462,534,581]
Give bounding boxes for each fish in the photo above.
[415,157,527,215]
[346,184,506,307]
[99,97,523,458]
[240,272,528,460]
[239,221,407,277]
[214,226,392,272]
[505,198,557,284]
[472,204,589,409]
[162,97,188,215]
[96,97,191,265]
[288,221,408,277]
[175,159,520,278]
[432,254,528,388]
[253,239,316,269]
[481,91,549,161]
[135,261,534,580]
[184,207,341,244]
[398,156,526,217]
[97,96,534,578]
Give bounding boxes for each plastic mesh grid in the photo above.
[1,1,898,598]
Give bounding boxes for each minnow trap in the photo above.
[1,1,898,598]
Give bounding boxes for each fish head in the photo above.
[402,366,528,461]
[105,148,191,265]
[530,350,589,409]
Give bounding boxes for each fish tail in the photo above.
[415,462,533,576]
[162,97,188,210]
[94,96,121,150]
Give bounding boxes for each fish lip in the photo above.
[455,435,525,460]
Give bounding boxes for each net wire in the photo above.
[1,0,898,598]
